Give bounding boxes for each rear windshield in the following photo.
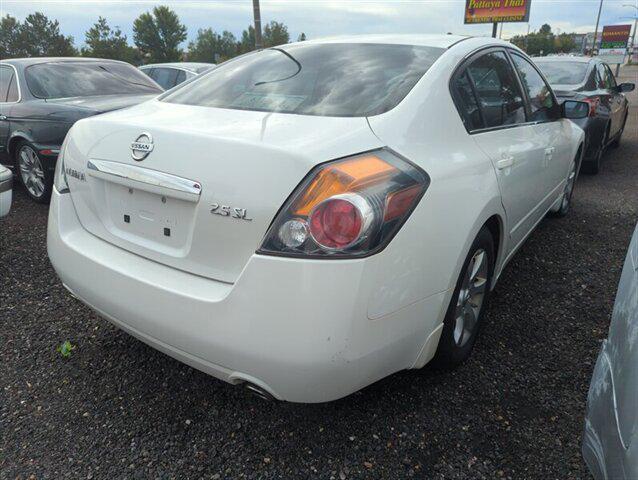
[26,62,162,99]
[162,43,444,117]
[534,61,590,86]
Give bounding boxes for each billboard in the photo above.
[600,24,632,49]
[464,0,532,24]
[599,24,632,65]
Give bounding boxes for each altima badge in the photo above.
[130,132,154,161]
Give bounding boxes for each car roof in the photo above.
[301,34,471,49]
[533,56,594,64]
[0,57,129,67]
[140,62,214,70]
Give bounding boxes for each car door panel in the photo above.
[457,49,548,253]
[473,125,547,249]
[0,65,14,163]
[509,52,572,206]
[604,64,623,137]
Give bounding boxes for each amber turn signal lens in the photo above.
[292,155,397,216]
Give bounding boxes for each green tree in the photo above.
[263,21,289,47]
[0,15,20,59]
[133,6,187,63]
[2,12,77,58]
[511,23,556,56]
[188,28,237,62]
[554,33,576,53]
[82,17,140,63]
[238,25,255,54]
[297,32,307,42]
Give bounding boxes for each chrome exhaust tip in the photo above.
[244,382,275,401]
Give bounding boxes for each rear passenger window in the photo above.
[510,53,559,122]
[453,71,483,130]
[603,64,617,89]
[175,70,186,85]
[152,68,179,90]
[465,51,526,129]
[6,74,19,102]
[0,66,12,102]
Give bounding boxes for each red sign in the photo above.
[600,25,632,49]
[464,0,532,24]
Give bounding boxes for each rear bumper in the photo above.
[0,169,12,217]
[573,117,607,163]
[47,188,447,402]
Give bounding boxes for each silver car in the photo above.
[583,222,638,478]
[138,62,214,90]
[0,164,12,217]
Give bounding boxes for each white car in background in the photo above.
[47,35,587,403]
[0,165,12,217]
[138,62,215,90]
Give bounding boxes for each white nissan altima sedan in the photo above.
[47,35,588,403]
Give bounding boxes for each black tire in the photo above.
[581,149,602,175]
[609,112,628,149]
[14,140,53,204]
[433,226,495,368]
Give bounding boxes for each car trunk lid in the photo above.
[63,100,382,283]
[46,93,158,113]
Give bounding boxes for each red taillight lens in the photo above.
[583,97,600,117]
[309,195,371,249]
[258,149,430,258]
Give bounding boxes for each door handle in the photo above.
[0,115,7,121]
[496,156,515,170]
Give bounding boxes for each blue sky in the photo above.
[2,1,636,47]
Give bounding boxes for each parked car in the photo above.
[583,222,638,478]
[0,164,12,217]
[139,62,215,90]
[0,58,163,203]
[534,56,634,174]
[48,35,587,403]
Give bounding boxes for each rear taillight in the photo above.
[258,149,430,258]
[583,97,600,117]
[53,142,69,194]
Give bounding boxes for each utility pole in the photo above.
[525,23,530,52]
[623,4,638,64]
[492,22,498,38]
[591,0,604,56]
[499,22,504,39]
[253,0,263,49]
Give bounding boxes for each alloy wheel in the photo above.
[18,145,46,199]
[453,248,488,347]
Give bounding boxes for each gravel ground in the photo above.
[2,66,637,480]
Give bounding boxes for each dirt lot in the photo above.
[1,66,637,480]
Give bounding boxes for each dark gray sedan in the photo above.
[0,58,163,203]
[534,56,634,174]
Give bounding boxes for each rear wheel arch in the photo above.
[8,134,32,163]
[484,214,503,280]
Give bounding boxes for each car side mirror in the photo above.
[562,100,589,120]
[615,83,635,93]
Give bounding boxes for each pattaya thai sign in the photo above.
[464,0,532,24]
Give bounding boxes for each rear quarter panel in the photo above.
[366,39,506,318]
